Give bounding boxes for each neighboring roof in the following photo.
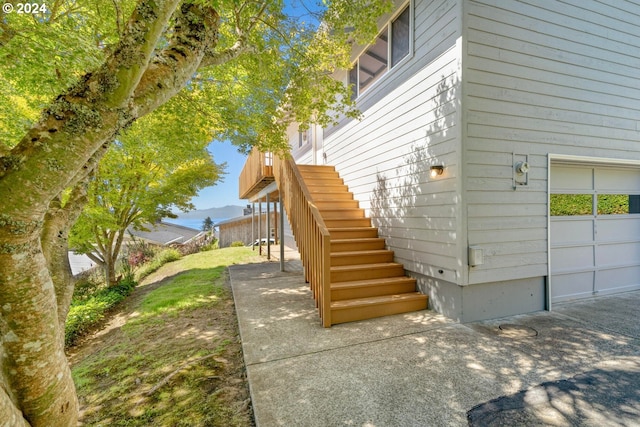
[216,215,253,226]
[127,221,204,246]
[68,251,96,275]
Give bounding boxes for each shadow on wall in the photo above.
[369,74,460,314]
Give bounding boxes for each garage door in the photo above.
[550,163,640,303]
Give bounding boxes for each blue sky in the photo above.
[187,1,324,211]
[189,140,247,210]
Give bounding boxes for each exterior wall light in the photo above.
[430,165,444,178]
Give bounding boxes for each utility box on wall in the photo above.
[469,246,484,267]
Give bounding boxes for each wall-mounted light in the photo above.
[430,165,444,178]
[513,155,529,187]
[515,161,530,174]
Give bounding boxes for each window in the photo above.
[298,128,310,148]
[392,6,410,67]
[349,4,411,98]
[550,193,640,216]
[598,194,640,215]
[550,194,593,216]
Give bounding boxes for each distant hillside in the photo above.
[175,205,245,220]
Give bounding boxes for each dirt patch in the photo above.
[68,268,255,426]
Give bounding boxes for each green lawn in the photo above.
[71,247,263,427]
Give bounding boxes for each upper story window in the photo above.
[349,4,411,99]
[298,127,310,148]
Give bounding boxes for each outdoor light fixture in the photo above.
[430,165,444,178]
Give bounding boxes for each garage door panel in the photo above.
[597,217,640,241]
[550,219,593,244]
[551,246,594,272]
[596,242,640,267]
[550,165,593,190]
[596,266,640,295]
[595,168,640,193]
[551,272,594,302]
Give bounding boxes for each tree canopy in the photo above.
[0,1,392,425]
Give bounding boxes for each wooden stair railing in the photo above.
[274,157,428,327]
[274,155,332,327]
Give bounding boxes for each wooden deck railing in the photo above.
[274,155,332,327]
[239,148,274,199]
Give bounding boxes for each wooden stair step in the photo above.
[314,200,360,209]
[307,184,350,193]
[330,293,428,324]
[318,208,365,219]
[311,192,355,201]
[330,249,394,266]
[331,237,387,252]
[331,276,418,300]
[331,262,405,282]
[328,227,378,239]
[297,164,336,172]
[324,218,371,228]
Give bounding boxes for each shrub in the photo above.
[65,279,136,347]
[230,241,245,247]
[136,248,182,281]
[199,240,218,251]
[126,239,156,267]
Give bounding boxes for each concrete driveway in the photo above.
[230,261,640,427]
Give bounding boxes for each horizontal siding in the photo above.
[326,0,460,137]
[464,0,640,284]
[323,0,463,283]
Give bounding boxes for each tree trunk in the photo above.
[41,177,91,327]
[0,2,220,425]
[0,237,80,427]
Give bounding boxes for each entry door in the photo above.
[312,125,323,165]
[550,163,640,303]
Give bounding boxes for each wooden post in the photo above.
[280,197,285,272]
[258,200,262,256]
[251,202,255,251]
[266,193,271,260]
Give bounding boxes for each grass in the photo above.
[71,247,263,427]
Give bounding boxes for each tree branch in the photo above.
[132,3,220,118]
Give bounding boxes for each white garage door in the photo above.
[550,163,640,303]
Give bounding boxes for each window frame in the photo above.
[349,1,413,100]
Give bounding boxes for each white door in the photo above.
[312,125,323,165]
[550,163,640,303]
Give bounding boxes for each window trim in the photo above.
[349,1,413,100]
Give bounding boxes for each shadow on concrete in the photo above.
[468,359,640,426]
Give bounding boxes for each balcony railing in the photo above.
[239,148,274,199]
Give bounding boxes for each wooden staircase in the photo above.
[296,164,428,324]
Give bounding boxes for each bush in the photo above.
[65,278,136,347]
[126,239,157,267]
[136,248,182,281]
[199,240,218,251]
[230,241,245,247]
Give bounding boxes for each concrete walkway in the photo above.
[230,261,640,427]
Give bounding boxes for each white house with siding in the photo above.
[285,0,640,322]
